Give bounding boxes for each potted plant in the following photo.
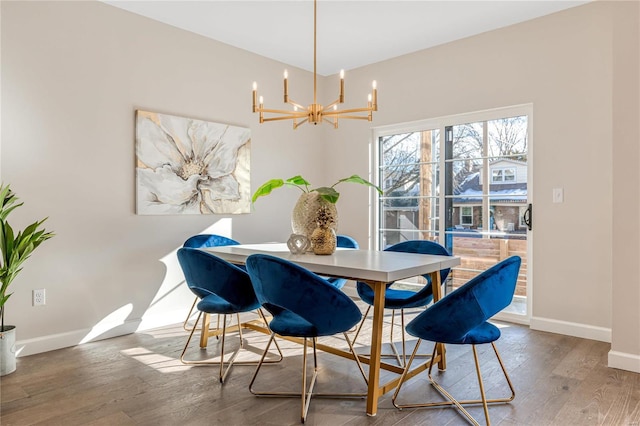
[252,175,382,243]
[0,184,54,375]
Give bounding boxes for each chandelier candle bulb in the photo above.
[283,70,289,102]
[372,81,377,109]
[252,82,257,112]
[339,69,345,103]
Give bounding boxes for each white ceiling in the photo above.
[104,0,591,76]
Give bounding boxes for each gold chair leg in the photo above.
[300,338,318,423]
[237,313,243,344]
[393,341,515,426]
[182,296,200,332]
[181,309,283,381]
[218,314,233,383]
[343,332,368,385]
[250,332,368,422]
[354,306,428,366]
[352,305,371,343]
[472,345,491,425]
[388,310,403,365]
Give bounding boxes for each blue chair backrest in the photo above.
[246,254,362,335]
[407,256,521,342]
[337,235,359,249]
[183,234,240,248]
[385,240,451,283]
[177,248,258,307]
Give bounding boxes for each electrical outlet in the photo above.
[33,289,46,306]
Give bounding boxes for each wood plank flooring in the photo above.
[2,306,639,425]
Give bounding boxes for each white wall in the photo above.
[610,0,640,373]
[2,1,639,372]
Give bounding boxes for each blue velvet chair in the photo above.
[177,248,282,383]
[353,240,451,365]
[181,234,241,331]
[324,234,359,289]
[392,256,522,426]
[245,254,368,423]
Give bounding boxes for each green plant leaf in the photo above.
[251,179,284,203]
[285,175,310,187]
[0,184,54,325]
[314,187,340,204]
[336,175,383,195]
[0,294,10,306]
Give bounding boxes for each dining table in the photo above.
[202,242,461,416]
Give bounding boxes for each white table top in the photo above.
[203,243,460,283]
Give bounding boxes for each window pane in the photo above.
[379,129,440,250]
[449,159,482,199]
[489,199,527,236]
[380,196,440,248]
[487,116,528,158]
[451,122,483,160]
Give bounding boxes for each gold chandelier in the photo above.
[252,0,377,129]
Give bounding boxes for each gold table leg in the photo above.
[429,270,447,371]
[366,280,385,416]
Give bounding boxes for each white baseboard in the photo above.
[608,350,640,373]
[15,320,140,357]
[16,309,187,357]
[530,316,611,343]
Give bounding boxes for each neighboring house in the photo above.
[382,159,528,246]
[452,159,527,234]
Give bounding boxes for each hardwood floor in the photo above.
[2,306,639,425]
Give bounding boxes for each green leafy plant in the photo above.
[0,184,54,331]
[252,174,383,204]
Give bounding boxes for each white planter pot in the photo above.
[0,325,17,376]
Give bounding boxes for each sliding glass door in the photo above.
[375,105,531,321]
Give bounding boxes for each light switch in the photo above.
[553,188,564,203]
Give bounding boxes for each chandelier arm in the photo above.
[293,118,310,129]
[285,99,307,110]
[258,107,309,117]
[329,107,376,115]
[324,99,342,110]
[328,115,371,121]
[261,114,309,122]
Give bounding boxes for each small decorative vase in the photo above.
[311,226,336,255]
[287,234,311,254]
[310,204,337,255]
[291,192,338,250]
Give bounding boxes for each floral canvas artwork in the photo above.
[135,110,251,215]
